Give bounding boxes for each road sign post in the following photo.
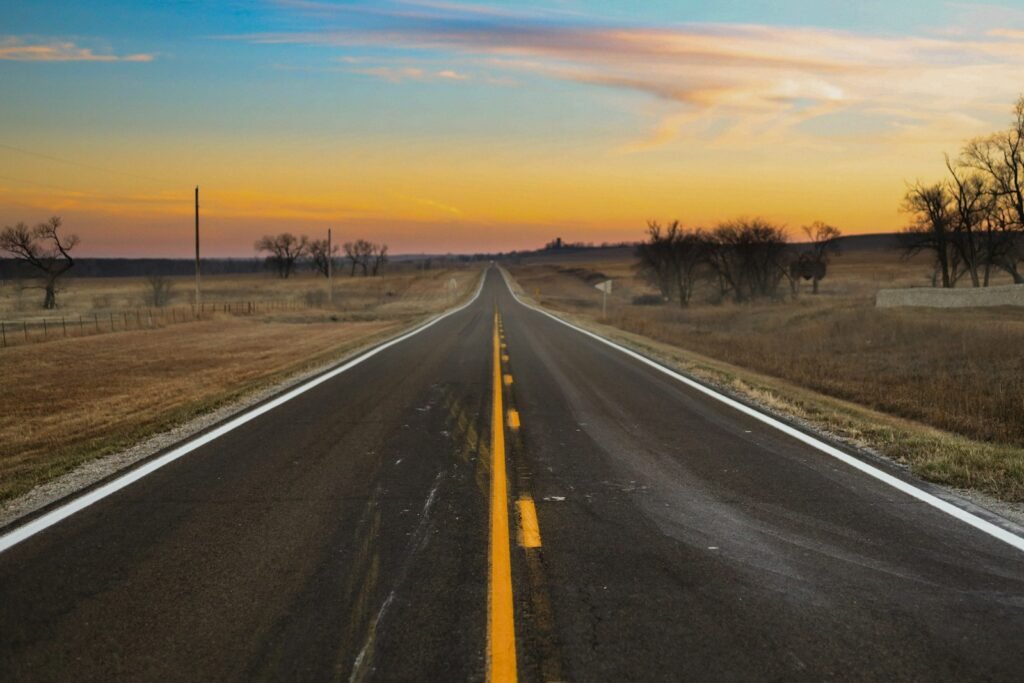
[594,279,612,317]
[194,186,201,318]
[327,228,333,307]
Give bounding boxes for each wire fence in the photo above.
[0,299,307,349]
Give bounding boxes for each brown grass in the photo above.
[509,249,1024,502]
[0,265,478,322]
[0,268,480,503]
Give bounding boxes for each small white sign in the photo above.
[594,279,612,294]
[447,277,457,290]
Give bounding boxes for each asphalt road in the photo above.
[2,268,1023,681]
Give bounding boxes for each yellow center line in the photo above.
[516,497,542,548]
[489,311,517,682]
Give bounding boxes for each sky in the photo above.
[4,1,1024,256]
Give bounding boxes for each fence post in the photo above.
[110,312,114,332]
[24,321,28,342]
[79,315,84,336]
[62,317,67,337]
[1,321,5,347]
[42,319,48,339]
[94,313,99,333]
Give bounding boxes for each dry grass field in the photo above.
[0,267,481,503]
[509,247,1024,502]
[0,264,475,329]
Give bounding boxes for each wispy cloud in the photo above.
[351,64,471,82]
[988,28,1024,39]
[0,37,154,62]
[436,68,468,80]
[235,2,1024,149]
[398,194,463,215]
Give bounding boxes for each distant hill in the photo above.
[0,234,903,279]
[510,232,904,264]
[831,233,902,252]
[0,257,266,280]
[0,253,483,279]
[518,245,636,263]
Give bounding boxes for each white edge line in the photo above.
[0,271,487,554]
[499,268,1024,554]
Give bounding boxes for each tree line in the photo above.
[903,95,1024,287]
[253,233,388,279]
[0,220,393,310]
[636,218,840,306]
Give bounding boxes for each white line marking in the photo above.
[499,269,1024,554]
[0,273,486,554]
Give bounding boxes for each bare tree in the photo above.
[636,221,706,306]
[901,182,957,288]
[706,218,790,302]
[793,221,842,294]
[343,239,385,276]
[343,239,373,276]
[983,202,1024,284]
[255,233,308,278]
[343,240,358,275]
[308,238,339,278]
[371,243,388,276]
[0,216,78,309]
[964,96,1024,228]
[962,95,1024,283]
[146,273,174,307]
[943,155,994,287]
[636,222,674,300]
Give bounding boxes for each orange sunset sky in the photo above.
[4,1,1024,256]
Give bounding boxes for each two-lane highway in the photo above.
[2,268,1023,681]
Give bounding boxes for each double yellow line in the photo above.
[489,311,517,682]
[489,311,544,682]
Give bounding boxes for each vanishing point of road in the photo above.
[2,268,1023,681]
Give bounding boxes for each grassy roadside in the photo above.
[0,269,481,505]
[503,269,1024,505]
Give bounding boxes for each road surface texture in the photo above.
[2,268,1023,681]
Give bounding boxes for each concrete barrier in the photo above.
[876,283,1024,308]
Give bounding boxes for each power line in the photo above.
[0,142,181,186]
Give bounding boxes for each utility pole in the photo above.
[327,227,333,306]
[194,185,201,318]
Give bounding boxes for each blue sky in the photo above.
[4,1,1024,255]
